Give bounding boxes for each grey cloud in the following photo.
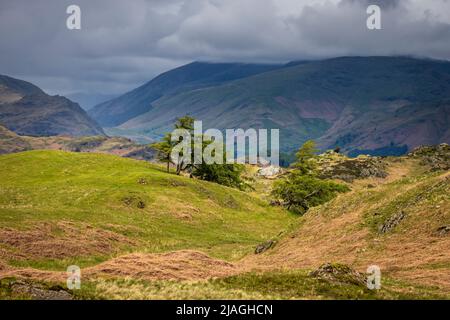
[0,0,449,97]
[342,0,402,9]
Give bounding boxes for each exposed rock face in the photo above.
[309,263,367,286]
[378,211,406,234]
[0,75,104,137]
[255,240,276,254]
[435,226,450,237]
[408,143,450,171]
[1,279,73,300]
[317,152,387,182]
[257,166,282,178]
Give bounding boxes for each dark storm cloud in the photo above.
[0,0,449,97]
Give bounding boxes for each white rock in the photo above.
[257,165,281,177]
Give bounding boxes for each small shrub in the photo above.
[272,173,349,214]
[272,141,350,214]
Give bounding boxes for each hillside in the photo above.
[94,57,450,154]
[243,154,450,290]
[0,148,448,299]
[0,75,104,137]
[0,150,296,266]
[0,125,156,161]
[89,62,282,127]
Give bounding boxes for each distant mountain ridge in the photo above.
[90,57,450,154]
[67,92,119,111]
[89,62,282,127]
[0,75,104,137]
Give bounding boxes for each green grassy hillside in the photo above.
[0,150,296,269]
[1,149,448,300]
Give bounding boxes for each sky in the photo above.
[1,0,450,99]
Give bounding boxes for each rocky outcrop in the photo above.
[255,240,276,254]
[257,166,282,178]
[408,143,450,171]
[317,151,387,182]
[309,263,367,286]
[378,211,406,234]
[0,279,73,300]
[434,226,450,237]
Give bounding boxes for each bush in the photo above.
[272,173,349,214]
[272,140,349,214]
[192,163,248,190]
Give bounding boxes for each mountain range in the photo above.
[0,75,104,137]
[1,56,449,155]
[89,56,450,154]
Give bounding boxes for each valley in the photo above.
[2,0,450,305]
[0,56,449,300]
[89,57,450,155]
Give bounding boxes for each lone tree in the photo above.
[151,116,195,173]
[272,140,349,214]
[151,116,247,189]
[151,133,175,172]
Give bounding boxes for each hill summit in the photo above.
[0,75,104,137]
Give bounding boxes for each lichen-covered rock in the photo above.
[408,143,450,171]
[255,239,276,254]
[434,226,450,237]
[257,166,282,178]
[309,263,367,286]
[1,279,73,300]
[378,211,406,234]
[317,152,387,182]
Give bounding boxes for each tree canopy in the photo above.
[272,140,349,214]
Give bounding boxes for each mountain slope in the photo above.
[0,75,105,137]
[89,62,282,127]
[104,57,450,153]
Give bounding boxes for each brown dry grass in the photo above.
[84,250,238,281]
[0,250,238,284]
[0,221,136,261]
[241,160,450,290]
[0,159,448,294]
